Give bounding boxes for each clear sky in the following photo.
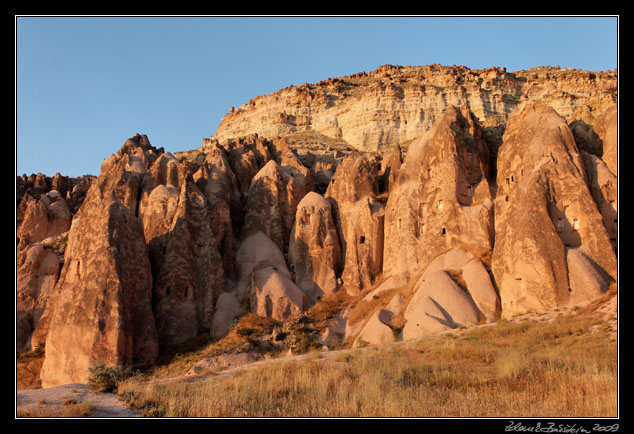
[15,15,618,178]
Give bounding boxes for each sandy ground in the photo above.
[16,383,141,418]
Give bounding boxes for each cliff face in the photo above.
[212,64,617,153]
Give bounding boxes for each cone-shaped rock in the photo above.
[325,151,384,293]
[39,187,158,387]
[241,159,308,253]
[288,192,341,303]
[383,105,494,284]
[491,104,617,317]
[152,176,227,346]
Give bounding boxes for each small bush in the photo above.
[87,361,131,393]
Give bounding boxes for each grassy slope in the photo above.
[117,289,618,418]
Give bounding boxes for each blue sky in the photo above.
[16,16,618,178]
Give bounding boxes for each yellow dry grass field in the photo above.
[118,291,617,418]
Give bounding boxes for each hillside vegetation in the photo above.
[117,289,617,418]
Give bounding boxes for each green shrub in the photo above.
[87,361,131,393]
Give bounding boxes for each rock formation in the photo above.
[192,147,240,279]
[212,64,616,154]
[17,190,71,251]
[241,159,309,253]
[234,231,308,322]
[288,192,341,303]
[491,104,617,317]
[402,269,484,340]
[16,64,619,388]
[38,139,159,386]
[247,266,308,322]
[151,176,227,346]
[16,243,60,352]
[383,105,494,284]
[581,151,617,251]
[325,151,384,293]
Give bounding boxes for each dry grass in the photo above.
[118,307,617,417]
[17,400,96,418]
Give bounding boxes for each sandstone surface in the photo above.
[383,105,494,284]
[402,270,484,340]
[39,165,158,387]
[212,64,616,154]
[325,151,384,293]
[241,159,309,253]
[492,104,617,317]
[288,192,341,303]
[151,176,227,346]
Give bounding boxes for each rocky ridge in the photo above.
[211,64,616,156]
[16,63,617,390]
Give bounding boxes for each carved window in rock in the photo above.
[572,218,580,231]
[556,218,565,233]
[419,222,425,235]
[462,184,473,198]
[515,277,525,292]
[71,259,81,280]
[397,218,402,229]
[427,168,433,179]
[441,227,447,235]
[419,203,425,218]
[360,235,366,244]
[441,149,446,159]
[437,200,444,210]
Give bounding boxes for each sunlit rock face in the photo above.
[288,191,341,304]
[39,136,160,387]
[213,64,616,154]
[325,151,384,294]
[491,104,617,318]
[383,105,494,285]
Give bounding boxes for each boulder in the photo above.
[566,248,608,305]
[352,309,396,348]
[210,292,242,339]
[234,231,291,301]
[248,266,308,322]
[461,259,500,322]
[402,270,484,341]
[288,192,341,303]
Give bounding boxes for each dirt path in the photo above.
[16,383,141,418]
